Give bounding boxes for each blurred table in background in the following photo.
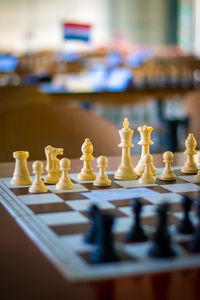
[39,85,196,104]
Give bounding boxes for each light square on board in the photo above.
[66,199,115,211]
[48,184,89,193]
[114,180,157,188]
[144,193,182,205]
[173,211,198,225]
[119,205,156,218]
[179,175,195,183]
[61,234,95,252]
[123,242,150,259]
[19,193,62,205]
[162,183,200,193]
[37,211,88,226]
[114,217,133,233]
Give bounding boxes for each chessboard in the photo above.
[1,167,200,282]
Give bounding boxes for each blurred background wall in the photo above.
[0,0,200,161]
[1,0,193,52]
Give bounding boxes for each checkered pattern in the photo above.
[1,168,200,281]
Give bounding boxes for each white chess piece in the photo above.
[11,151,32,186]
[78,138,96,181]
[181,133,198,174]
[159,151,176,181]
[135,125,156,176]
[94,156,111,186]
[194,170,200,182]
[56,158,74,190]
[44,145,63,184]
[114,118,137,180]
[139,154,156,184]
[29,161,48,193]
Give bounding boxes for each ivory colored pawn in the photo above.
[94,156,111,186]
[11,151,32,186]
[159,151,176,181]
[181,133,198,174]
[29,161,48,193]
[56,158,74,190]
[194,170,200,182]
[139,154,156,184]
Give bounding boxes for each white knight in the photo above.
[44,145,63,184]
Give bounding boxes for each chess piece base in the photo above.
[148,244,176,258]
[29,182,48,193]
[114,165,137,180]
[90,247,121,263]
[126,226,148,243]
[78,169,96,181]
[139,173,156,184]
[194,171,200,182]
[181,166,198,174]
[11,176,32,186]
[159,171,176,181]
[93,176,111,186]
[56,180,74,190]
[44,172,61,184]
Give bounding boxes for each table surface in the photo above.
[1,152,200,300]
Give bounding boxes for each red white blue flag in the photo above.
[63,22,92,42]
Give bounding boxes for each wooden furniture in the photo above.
[41,87,195,105]
[0,104,120,162]
[1,153,200,300]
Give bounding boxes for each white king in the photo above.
[135,125,156,176]
[114,118,137,180]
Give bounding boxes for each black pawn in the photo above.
[84,204,100,244]
[90,213,121,263]
[177,196,194,234]
[148,203,175,258]
[126,198,148,242]
[189,200,200,253]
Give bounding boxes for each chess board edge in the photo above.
[1,170,200,282]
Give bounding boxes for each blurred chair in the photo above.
[0,104,120,162]
[0,85,50,115]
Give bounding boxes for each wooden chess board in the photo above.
[1,167,200,282]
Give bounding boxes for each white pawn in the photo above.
[29,161,48,193]
[159,151,176,181]
[56,158,74,190]
[94,156,111,186]
[139,154,156,184]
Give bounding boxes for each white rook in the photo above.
[11,151,32,186]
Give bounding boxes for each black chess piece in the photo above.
[148,202,176,258]
[84,204,100,244]
[90,213,121,263]
[177,196,194,234]
[189,200,200,253]
[126,198,148,242]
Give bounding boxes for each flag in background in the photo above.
[63,22,92,42]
